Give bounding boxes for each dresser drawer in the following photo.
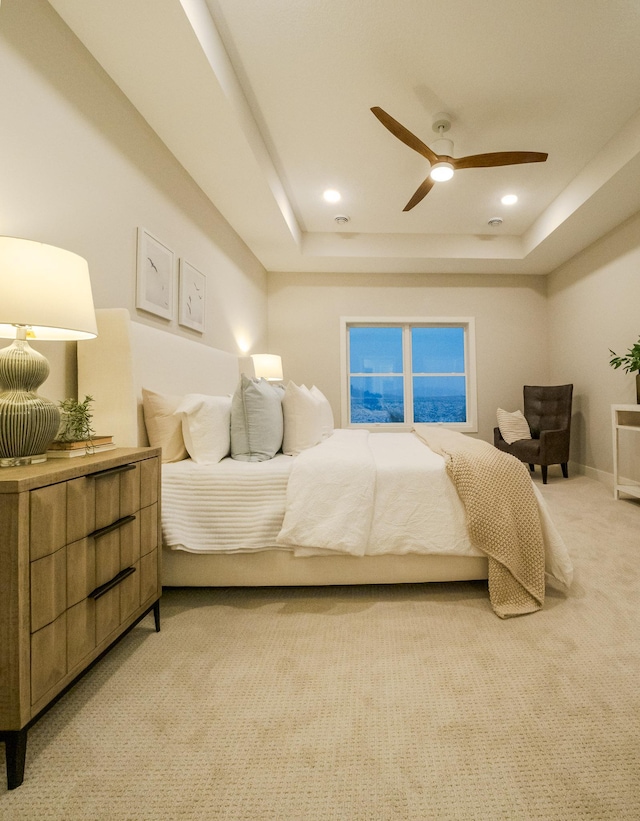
[30,546,66,633]
[66,559,142,669]
[93,563,140,645]
[66,598,95,672]
[31,612,66,705]
[140,550,159,605]
[30,484,67,561]
[139,503,158,558]
[66,461,141,544]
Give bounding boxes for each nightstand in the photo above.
[0,447,162,789]
[611,404,640,500]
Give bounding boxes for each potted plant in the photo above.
[609,337,640,404]
[55,395,96,444]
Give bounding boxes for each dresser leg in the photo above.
[153,599,161,633]
[5,728,28,789]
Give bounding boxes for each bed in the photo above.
[77,309,572,616]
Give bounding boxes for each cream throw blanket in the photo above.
[413,425,546,619]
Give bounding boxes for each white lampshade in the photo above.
[251,353,283,381]
[0,237,98,340]
[0,237,97,466]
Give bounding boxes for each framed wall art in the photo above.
[136,227,174,320]
[178,259,206,333]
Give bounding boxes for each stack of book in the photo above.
[47,435,116,458]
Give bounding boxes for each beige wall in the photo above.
[0,0,267,402]
[548,211,640,480]
[4,2,639,481]
[268,272,549,445]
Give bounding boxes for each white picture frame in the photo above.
[136,227,174,320]
[178,259,206,333]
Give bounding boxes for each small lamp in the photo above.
[0,237,97,467]
[251,353,283,382]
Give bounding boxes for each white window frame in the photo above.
[340,316,477,432]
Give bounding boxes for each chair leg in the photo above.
[541,465,548,484]
[529,464,534,472]
[561,462,568,478]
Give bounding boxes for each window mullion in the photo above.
[403,325,413,425]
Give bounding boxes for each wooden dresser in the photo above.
[0,447,162,789]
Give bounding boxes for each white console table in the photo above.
[611,404,640,500]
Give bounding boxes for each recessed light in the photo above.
[323,189,341,203]
[501,194,518,205]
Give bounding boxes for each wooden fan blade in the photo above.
[452,151,548,170]
[403,175,436,211]
[371,107,438,164]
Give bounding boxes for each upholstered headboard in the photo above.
[77,309,241,447]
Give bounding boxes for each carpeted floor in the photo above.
[1,473,639,820]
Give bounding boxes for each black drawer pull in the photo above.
[91,463,137,479]
[89,514,136,540]
[89,566,136,600]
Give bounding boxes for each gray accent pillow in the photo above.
[230,375,284,461]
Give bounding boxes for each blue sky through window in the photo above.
[348,324,468,424]
[412,327,464,373]
[349,326,402,373]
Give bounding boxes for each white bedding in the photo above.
[161,430,573,589]
[277,430,475,558]
[162,453,293,552]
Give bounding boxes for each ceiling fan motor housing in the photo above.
[432,138,454,157]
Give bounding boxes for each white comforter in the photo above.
[276,430,473,557]
[276,430,573,587]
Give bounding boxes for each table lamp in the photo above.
[251,353,283,382]
[0,237,98,467]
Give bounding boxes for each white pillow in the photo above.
[496,408,532,445]
[310,385,334,439]
[142,388,188,463]
[175,394,232,464]
[230,375,284,462]
[282,382,323,456]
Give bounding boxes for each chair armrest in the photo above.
[539,428,570,461]
[493,426,505,446]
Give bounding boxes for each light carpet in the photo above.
[1,474,640,820]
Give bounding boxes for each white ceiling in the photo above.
[48,0,640,275]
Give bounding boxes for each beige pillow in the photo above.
[142,388,188,462]
[496,408,532,445]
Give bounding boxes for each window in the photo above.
[341,317,477,431]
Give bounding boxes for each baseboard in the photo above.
[569,460,613,489]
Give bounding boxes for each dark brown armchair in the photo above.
[493,384,573,484]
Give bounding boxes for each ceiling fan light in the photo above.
[430,162,454,182]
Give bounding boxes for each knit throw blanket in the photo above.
[413,425,545,619]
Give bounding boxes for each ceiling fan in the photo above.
[371,107,548,211]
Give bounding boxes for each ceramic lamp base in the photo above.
[0,336,60,466]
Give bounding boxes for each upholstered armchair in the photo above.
[494,384,573,484]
